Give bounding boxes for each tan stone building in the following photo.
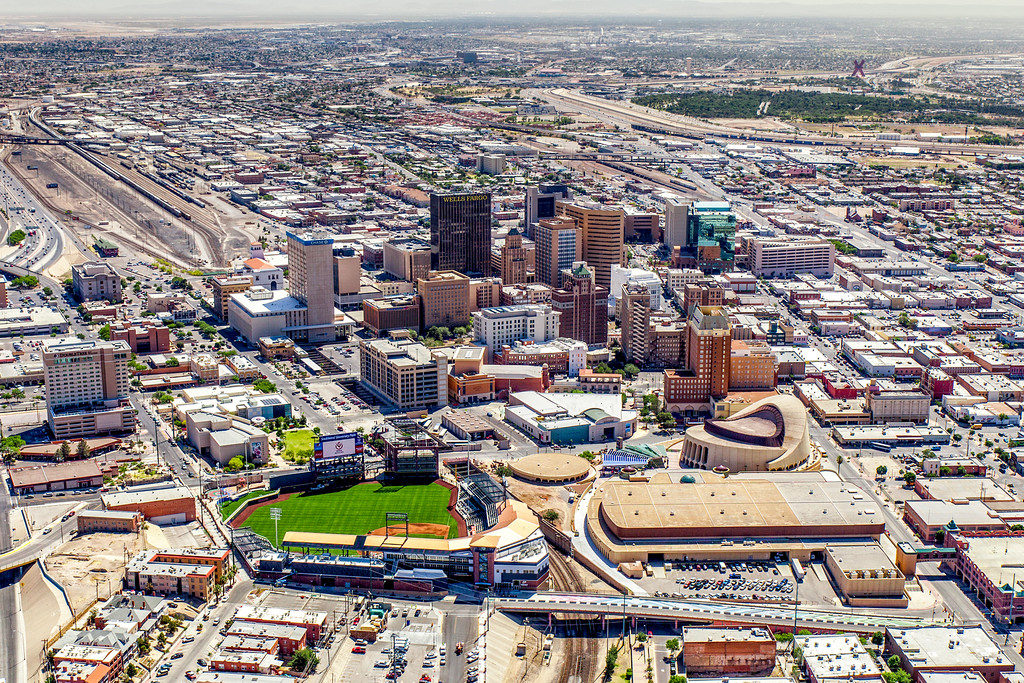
[417,271,471,329]
[359,337,449,409]
[44,339,134,440]
[287,231,336,343]
[383,238,432,283]
[555,201,624,288]
[210,275,253,321]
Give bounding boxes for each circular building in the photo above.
[679,393,810,472]
[509,452,593,484]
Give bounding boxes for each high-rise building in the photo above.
[663,197,690,248]
[44,339,134,439]
[729,340,777,390]
[287,231,336,342]
[555,201,624,289]
[663,305,732,410]
[430,192,492,276]
[610,265,663,311]
[618,285,651,364]
[684,202,736,274]
[359,337,448,410]
[333,245,362,301]
[383,238,432,283]
[525,184,572,235]
[551,262,608,347]
[417,271,471,329]
[533,217,581,288]
[499,227,529,285]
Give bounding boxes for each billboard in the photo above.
[313,432,363,462]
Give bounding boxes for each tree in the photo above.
[254,379,277,393]
[636,633,648,643]
[887,655,904,673]
[903,471,916,485]
[227,457,244,472]
[666,638,680,656]
[934,529,946,544]
[622,363,640,378]
[604,645,619,680]
[871,631,884,646]
[157,632,167,647]
[289,647,319,673]
[669,677,687,683]
[97,324,112,341]
[55,441,71,462]
[135,636,150,655]
[125,662,138,678]
[541,509,560,522]
[876,465,888,476]
[166,356,180,367]
[76,440,90,459]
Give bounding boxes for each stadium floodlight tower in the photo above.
[270,507,282,548]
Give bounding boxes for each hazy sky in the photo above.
[2,0,1024,19]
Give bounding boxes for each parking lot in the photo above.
[649,560,797,603]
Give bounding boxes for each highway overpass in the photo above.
[495,591,935,633]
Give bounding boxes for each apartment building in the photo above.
[125,548,230,601]
[417,271,470,329]
[72,261,123,303]
[472,304,560,353]
[748,236,835,278]
[359,337,448,409]
[44,339,134,440]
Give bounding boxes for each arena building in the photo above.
[679,393,812,472]
[585,472,885,563]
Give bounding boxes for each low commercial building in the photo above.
[9,460,105,494]
[798,634,881,683]
[885,626,1012,683]
[504,391,636,445]
[0,306,68,337]
[76,510,143,534]
[748,236,834,278]
[231,605,328,641]
[185,412,269,466]
[72,261,122,302]
[866,389,931,424]
[224,621,308,657]
[903,501,1009,542]
[102,486,197,524]
[678,627,776,676]
[947,533,1024,623]
[257,336,295,359]
[125,548,229,601]
[211,275,253,321]
[492,337,587,375]
[109,320,171,353]
[824,544,906,606]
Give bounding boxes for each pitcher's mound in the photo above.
[368,522,450,539]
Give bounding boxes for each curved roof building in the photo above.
[680,393,810,472]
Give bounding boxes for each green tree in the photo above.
[227,457,244,472]
[76,440,90,459]
[934,529,946,544]
[125,662,138,678]
[666,638,680,656]
[903,471,916,485]
[289,647,320,673]
[669,677,688,683]
[604,645,619,680]
[541,509,559,522]
[55,441,71,462]
[135,636,150,655]
[871,631,884,646]
[97,324,112,341]
[254,379,277,393]
[876,465,888,476]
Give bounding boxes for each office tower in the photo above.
[551,262,608,347]
[417,271,471,329]
[624,210,661,243]
[525,184,572,234]
[685,201,736,274]
[359,337,448,410]
[533,217,581,288]
[362,295,421,337]
[383,238,432,283]
[618,284,651,364]
[72,261,123,303]
[499,227,529,285]
[287,231,336,342]
[469,277,502,312]
[44,339,134,439]
[663,305,732,409]
[430,192,492,276]
[555,200,624,289]
[663,197,690,248]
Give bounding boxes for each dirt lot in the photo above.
[44,529,149,614]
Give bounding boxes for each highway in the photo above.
[495,591,932,633]
[0,161,66,273]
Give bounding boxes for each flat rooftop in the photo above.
[961,535,1024,591]
[888,626,1008,669]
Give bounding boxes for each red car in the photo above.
[352,646,366,654]
[420,676,432,683]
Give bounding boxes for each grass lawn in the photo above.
[220,490,276,520]
[282,429,315,462]
[239,482,458,547]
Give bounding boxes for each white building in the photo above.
[748,236,835,278]
[610,265,663,311]
[472,304,561,353]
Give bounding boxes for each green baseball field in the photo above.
[232,482,459,547]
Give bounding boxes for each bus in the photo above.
[790,557,805,582]
[870,442,893,453]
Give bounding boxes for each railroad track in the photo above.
[547,551,598,683]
